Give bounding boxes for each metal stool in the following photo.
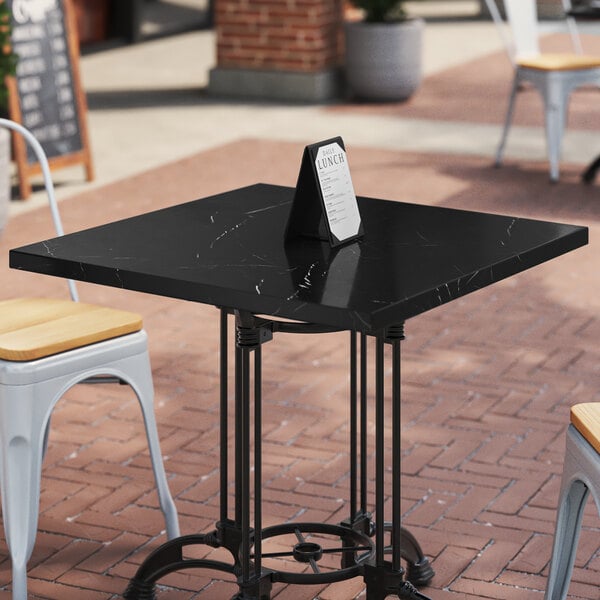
[545,403,600,600]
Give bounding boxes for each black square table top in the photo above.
[10,183,588,334]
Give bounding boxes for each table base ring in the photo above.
[257,522,372,585]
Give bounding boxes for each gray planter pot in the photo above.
[344,18,424,101]
[0,127,10,235]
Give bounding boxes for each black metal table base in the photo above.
[124,310,434,600]
[582,155,600,184]
[124,522,433,599]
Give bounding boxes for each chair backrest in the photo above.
[0,118,79,302]
[561,0,584,54]
[485,0,583,64]
[503,0,540,59]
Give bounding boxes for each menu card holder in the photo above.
[285,137,363,247]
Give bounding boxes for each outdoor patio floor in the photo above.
[0,8,599,600]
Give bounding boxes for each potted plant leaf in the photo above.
[0,0,16,233]
[345,0,424,101]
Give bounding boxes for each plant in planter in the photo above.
[0,0,16,233]
[0,1,16,111]
[344,0,424,101]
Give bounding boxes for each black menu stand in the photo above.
[285,136,364,246]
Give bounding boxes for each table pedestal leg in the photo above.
[349,327,434,600]
[233,310,273,599]
[124,309,274,600]
[364,562,433,600]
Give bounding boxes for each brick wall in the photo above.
[215,0,344,73]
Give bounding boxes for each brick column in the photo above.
[209,0,344,102]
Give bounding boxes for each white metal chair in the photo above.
[0,119,180,599]
[545,403,600,600]
[485,0,600,181]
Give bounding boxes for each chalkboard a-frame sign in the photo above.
[6,0,94,199]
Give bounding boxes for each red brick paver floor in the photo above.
[330,33,600,132]
[0,141,597,599]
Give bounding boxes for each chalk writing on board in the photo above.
[9,0,82,163]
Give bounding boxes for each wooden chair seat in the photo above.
[0,298,143,361]
[570,403,600,455]
[518,53,600,71]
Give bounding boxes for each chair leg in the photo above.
[545,450,590,600]
[541,79,567,183]
[124,352,180,540]
[42,417,51,459]
[0,386,51,600]
[0,334,179,598]
[496,75,519,167]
